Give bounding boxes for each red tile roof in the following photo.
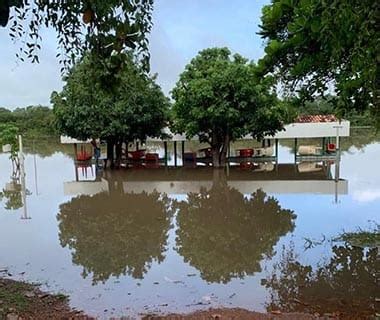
[295,114,338,123]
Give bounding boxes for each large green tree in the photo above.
[258,0,379,125]
[172,47,288,167]
[175,177,296,283]
[0,0,153,70]
[52,53,170,167]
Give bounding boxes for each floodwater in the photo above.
[0,129,379,319]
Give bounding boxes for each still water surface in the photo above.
[0,129,379,318]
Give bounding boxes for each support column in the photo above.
[181,141,185,166]
[275,139,279,158]
[322,137,326,153]
[164,141,168,166]
[174,141,177,167]
[294,138,298,163]
[275,138,279,172]
[74,143,78,161]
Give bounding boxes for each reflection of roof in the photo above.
[113,165,331,181]
[64,166,348,195]
[295,114,338,123]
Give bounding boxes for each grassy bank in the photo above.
[0,277,86,319]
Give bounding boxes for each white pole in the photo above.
[18,135,29,219]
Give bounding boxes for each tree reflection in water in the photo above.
[175,177,296,283]
[57,189,172,284]
[262,242,379,318]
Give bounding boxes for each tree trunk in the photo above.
[106,139,115,169]
[211,133,229,168]
[115,141,122,169]
[211,145,221,167]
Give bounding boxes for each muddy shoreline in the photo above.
[1,277,378,320]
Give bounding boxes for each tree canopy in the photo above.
[258,0,379,125]
[1,0,153,70]
[172,47,289,167]
[0,106,57,138]
[175,181,296,283]
[52,53,170,144]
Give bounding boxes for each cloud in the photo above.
[353,189,380,203]
[0,0,270,107]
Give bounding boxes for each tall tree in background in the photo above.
[52,53,170,167]
[258,0,379,125]
[172,47,289,168]
[0,0,153,70]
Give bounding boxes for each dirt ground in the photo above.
[141,308,326,320]
[0,277,377,320]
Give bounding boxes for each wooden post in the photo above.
[294,138,298,163]
[164,141,168,166]
[74,143,78,161]
[136,141,139,151]
[174,141,177,167]
[275,139,279,158]
[275,139,279,172]
[322,137,326,153]
[181,141,185,166]
[261,139,265,147]
[125,142,129,166]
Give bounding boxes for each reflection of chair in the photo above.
[76,163,94,178]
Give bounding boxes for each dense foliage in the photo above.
[1,0,153,71]
[0,106,56,138]
[258,0,379,126]
[52,53,170,165]
[175,182,296,283]
[172,47,289,167]
[58,187,172,284]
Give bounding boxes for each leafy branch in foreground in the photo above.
[258,0,379,126]
[1,0,154,71]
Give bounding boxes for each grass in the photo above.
[0,280,32,317]
[333,222,380,248]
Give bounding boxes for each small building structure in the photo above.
[60,115,350,166]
